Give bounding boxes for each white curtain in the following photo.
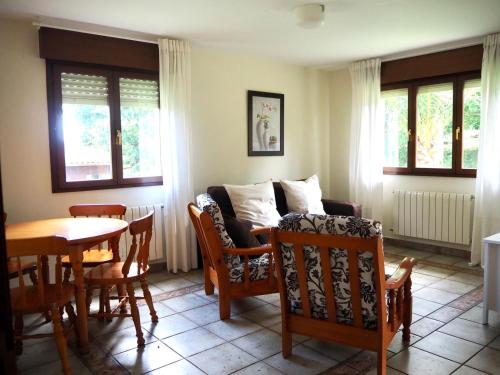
[159,39,197,272]
[471,33,500,266]
[348,58,384,220]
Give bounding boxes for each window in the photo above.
[382,73,481,177]
[48,63,162,192]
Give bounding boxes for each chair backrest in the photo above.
[188,202,230,277]
[271,213,386,330]
[69,204,126,250]
[7,236,68,307]
[122,211,153,276]
[69,204,126,219]
[194,194,240,269]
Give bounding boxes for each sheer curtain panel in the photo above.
[348,59,384,220]
[471,33,500,266]
[159,39,197,272]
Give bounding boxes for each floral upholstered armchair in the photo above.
[270,213,416,375]
[187,194,278,320]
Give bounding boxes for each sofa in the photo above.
[205,182,362,246]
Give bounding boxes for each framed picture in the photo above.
[247,90,284,156]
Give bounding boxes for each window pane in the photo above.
[119,78,161,179]
[416,83,453,169]
[462,79,481,169]
[382,88,408,167]
[61,72,112,182]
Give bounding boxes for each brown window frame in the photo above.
[382,71,481,178]
[46,61,163,193]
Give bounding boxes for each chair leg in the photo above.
[51,305,71,375]
[29,268,38,286]
[219,294,231,320]
[65,302,79,341]
[204,267,214,295]
[140,278,158,323]
[282,323,292,358]
[402,277,413,342]
[98,287,105,321]
[86,287,93,315]
[117,284,127,314]
[63,267,72,283]
[377,349,387,375]
[104,287,112,322]
[14,315,23,355]
[126,283,145,347]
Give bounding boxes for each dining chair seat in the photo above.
[61,249,114,268]
[10,284,75,314]
[84,262,150,284]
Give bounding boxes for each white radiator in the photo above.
[392,190,474,245]
[118,204,165,262]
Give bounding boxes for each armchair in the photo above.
[270,213,416,375]
[188,194,278,320]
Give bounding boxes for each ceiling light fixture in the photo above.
[294,3,325,29]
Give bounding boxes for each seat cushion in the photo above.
[61,249,114,266]
[10,284,74,314]
[196,193,240,268]
[278,213,382,329]
[229,253,271,283]
[84,262,149,284]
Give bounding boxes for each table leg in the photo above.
[483,243,490,325]
[69,249,89,352]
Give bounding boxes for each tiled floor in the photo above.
[15,244,500,375]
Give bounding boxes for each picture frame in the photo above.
[247,90,284,156]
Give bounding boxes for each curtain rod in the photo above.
[32,21,160,45]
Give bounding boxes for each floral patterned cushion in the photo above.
[278,213,382,329]
[196,193,240,268]
[229,253,271,283]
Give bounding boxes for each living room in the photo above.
[0,1,499,374]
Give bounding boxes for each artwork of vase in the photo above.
[255,119,268,151]
[248,91,283,156]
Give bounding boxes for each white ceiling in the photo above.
[1,0,499,68]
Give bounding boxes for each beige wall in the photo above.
[329,68,476,241]
[0,18,331,223]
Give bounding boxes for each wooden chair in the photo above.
[61,204,126,318]
[84,211,158,347]
[7,236,76,374]
[270,213,416,375]
[4,213,38,284]
[188,194,278,320]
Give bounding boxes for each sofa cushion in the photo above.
[277,213,382,329]
[223,181,281,227]
[229,253,271,283]
[280,175,326,215]
[196,193,240,268]
[222,214,261,248]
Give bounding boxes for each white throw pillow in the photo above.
[280,175,326,215]
[223,180,281,227]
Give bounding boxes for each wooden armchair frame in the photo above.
[188,203,278,319]
[270,228,416,375]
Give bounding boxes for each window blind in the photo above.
[119,78,159,107]
[61,72,108,105]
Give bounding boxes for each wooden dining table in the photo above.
[5,217,129,353]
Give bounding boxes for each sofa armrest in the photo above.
[250,226,272,236]
[223,245,273,256]
[321,198,362,217]
[385,257,417,290]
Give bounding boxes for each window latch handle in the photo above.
[455,127,461,141]
[408,128,413,141]
[116,129,122,146]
